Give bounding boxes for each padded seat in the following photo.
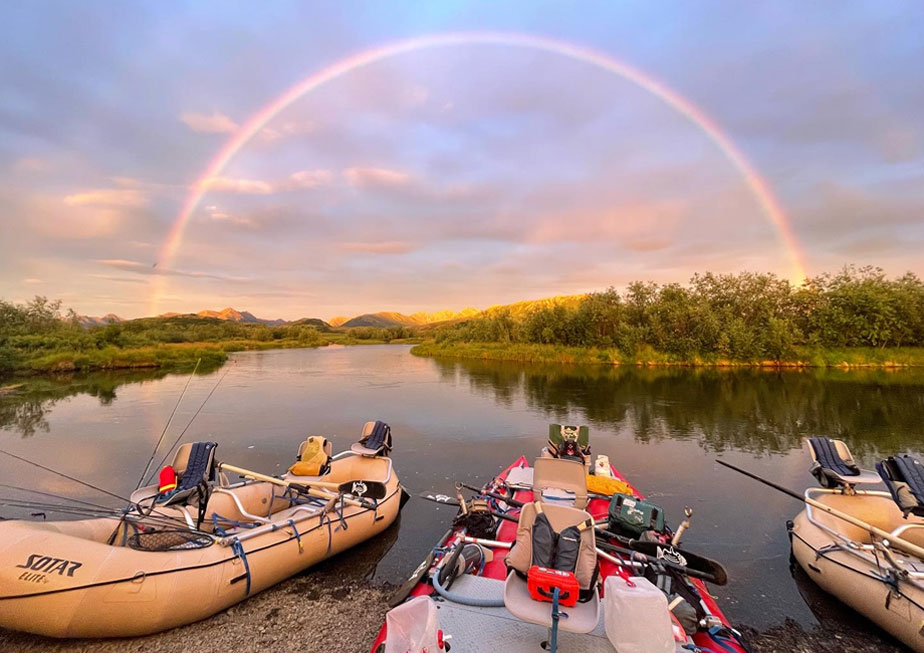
[878,455,924,518]
[351,420,393,456]
[504,570,600,633]
[160,441,217,506]
[534,457,589,509]
[806,437,880,488]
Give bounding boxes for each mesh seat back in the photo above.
[878,455,924,517]
[808,437,859,477]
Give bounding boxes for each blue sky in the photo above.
[2,1,922,319]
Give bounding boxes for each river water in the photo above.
[2,345,923,635]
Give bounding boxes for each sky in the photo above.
[1,1,923,321]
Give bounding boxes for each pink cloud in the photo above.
[63,188,147,208]
[180,111,238,134]
[341,241,418,254]
[201,170,331,195]
[343,167,412,188]
[13,157,46,173]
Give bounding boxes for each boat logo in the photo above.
[655,546,687,567]
[15,554,82,584]
[430,494,453,503]
[351,481,368,496]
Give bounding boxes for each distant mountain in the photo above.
[159,307,287,326]
[76,313,123,328]
[328,316,350,327]
[289,317,332,331]
[341,312,417,328]
[409,307,481,324]
[338,308,482,328]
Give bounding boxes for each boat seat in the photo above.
[534,457,589,509]
[351,420,393,457]
[547,424,591,464]
[806,437,880,488]
[504,570,600,634]
[289,436,332,477]
[160,441,217,506]
[877,455,924,518]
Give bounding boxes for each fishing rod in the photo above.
[145,361,234,486]
[717,459,924,561]
[0,482,116,512]
[134,358,201,491]
[0,447,133,504]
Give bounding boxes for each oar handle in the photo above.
[217,462,369,509]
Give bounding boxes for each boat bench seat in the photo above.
[877,455,924,518]
[806,437,880,488]
[504,570,600,633]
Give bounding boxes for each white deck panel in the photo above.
[431,575,689,652]
[433,575,612,652]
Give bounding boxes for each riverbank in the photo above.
[1,337,422,376]
[0,577,902,653]
[411,341,924,368]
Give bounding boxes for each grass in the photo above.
[9,335,427,375]
[411,341,924,368]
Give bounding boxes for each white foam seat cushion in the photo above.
[503,570,599,634]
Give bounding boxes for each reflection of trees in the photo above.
[0,366,219,438]
[439,359,924,460]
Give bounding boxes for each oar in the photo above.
[389,526,453,607]
[594,539,724,585]
[717,459,924,561]
[418,493,519,522]
[594,526,728,585]
[217,463,385,506]
[457,483,524,507]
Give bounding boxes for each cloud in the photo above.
[23,277,42,284]
[341,241,418,255]
[201,177,274,194]
[201,170,331,195]
[180,111,238,134]
[343,167,413,189]
[64,188,147,208]
[96,259,251,282]
[13,157,45,173]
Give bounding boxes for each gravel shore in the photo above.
[1,578,905,653]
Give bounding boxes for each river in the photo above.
[2,344,923,637]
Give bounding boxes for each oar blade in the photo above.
[338,480,387,500]
[629,540,729,586]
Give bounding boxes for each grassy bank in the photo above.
[411,341,924,368]
[9,337,426,375]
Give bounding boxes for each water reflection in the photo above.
[0,367,218,438]
[434,359,924,460]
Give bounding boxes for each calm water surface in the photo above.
[2,345,924,633]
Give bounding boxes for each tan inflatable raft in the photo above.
[0,423,403,638]
[790,438,924,652]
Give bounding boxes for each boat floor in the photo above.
[434,576,686,652]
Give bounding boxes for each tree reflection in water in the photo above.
[0,366,219,438]
[434,359,924,461]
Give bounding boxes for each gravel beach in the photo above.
[0,575,906,653]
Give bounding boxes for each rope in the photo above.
[230,538,252,596]
[288,519,303,553]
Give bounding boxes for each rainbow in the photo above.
[153,31,807,314]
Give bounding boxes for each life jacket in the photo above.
[505,501,597,592]
[288,436,332,476]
